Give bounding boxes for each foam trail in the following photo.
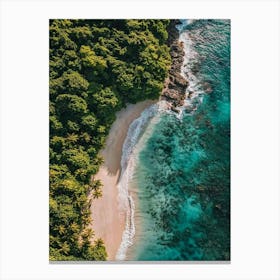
[176,20,206,117]
[168,19,205,120]
[115,104,158,260]
[116,20,209,260]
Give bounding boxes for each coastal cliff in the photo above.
[162,20,188,111]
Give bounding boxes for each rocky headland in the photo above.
[161,20,188,112]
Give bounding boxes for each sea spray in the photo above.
[131,19,230,261]
[165,19,205,121]
[115,104,159,260]
[116,20,210,260]
[179,22,206,114]
[117,19,230,261]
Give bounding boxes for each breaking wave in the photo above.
[115,104,159,260]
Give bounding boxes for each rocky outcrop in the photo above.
[161,20,188,110]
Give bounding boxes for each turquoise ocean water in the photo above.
[120,19,230,261]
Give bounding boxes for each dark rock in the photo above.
[162,89,181,102]
[203,81,213,93]
[191,64,199,74]
[161,20,189,110]
[171,106,180,113]
[173,73,188,87]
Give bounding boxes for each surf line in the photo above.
[115,104,158,260]
[115,20,202,260]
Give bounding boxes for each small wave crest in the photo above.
[116,20,212,260]
[178,24,206,116]
[115,104,158,260]
[166,19,206,121]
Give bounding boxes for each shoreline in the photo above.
[90,99,156,260]
[90,20,188,261]
[162,20,188,112]
[123,19,189,260]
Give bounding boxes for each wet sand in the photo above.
[90,99,156,260]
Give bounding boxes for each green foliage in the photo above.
[80,45,107,70]
[56,94,88,117]
[81,115,98,132]
[62,148,90,172]
[49,19,171,261]
[50,71,89,97]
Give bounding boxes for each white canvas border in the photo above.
[0,0,279,279]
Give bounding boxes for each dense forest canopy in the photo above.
[49,19,171,260]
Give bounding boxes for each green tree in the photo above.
[56,94,88,119]
[49,19,171,261]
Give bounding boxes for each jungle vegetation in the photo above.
[49,19,171,260]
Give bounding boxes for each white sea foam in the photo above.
[116,21,207,260]
[179,23,205,115]
[115,104,159,260]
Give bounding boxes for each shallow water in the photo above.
[126,19,231,261]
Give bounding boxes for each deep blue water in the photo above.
[130,19,230,261]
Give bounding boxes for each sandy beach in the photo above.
[90,99,156,260]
